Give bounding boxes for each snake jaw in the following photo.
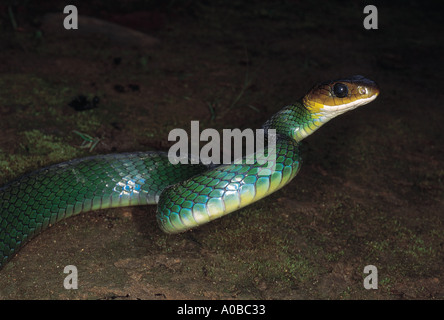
[316,92,379,119]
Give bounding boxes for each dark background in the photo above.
[0,0,443,299]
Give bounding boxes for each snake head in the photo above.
[302,75,380,120]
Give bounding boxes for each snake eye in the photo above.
[333,83,348,98]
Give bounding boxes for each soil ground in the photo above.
[0,0,443,300]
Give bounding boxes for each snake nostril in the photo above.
[358,86,368,95]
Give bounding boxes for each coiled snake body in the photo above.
[0,75,379,269]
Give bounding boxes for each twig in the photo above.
[8,5,18,30]
[72,130,100,152]
[228,46,251,110]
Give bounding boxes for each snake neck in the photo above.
[262,101,331,142]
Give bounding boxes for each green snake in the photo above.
[0,75,379,269]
